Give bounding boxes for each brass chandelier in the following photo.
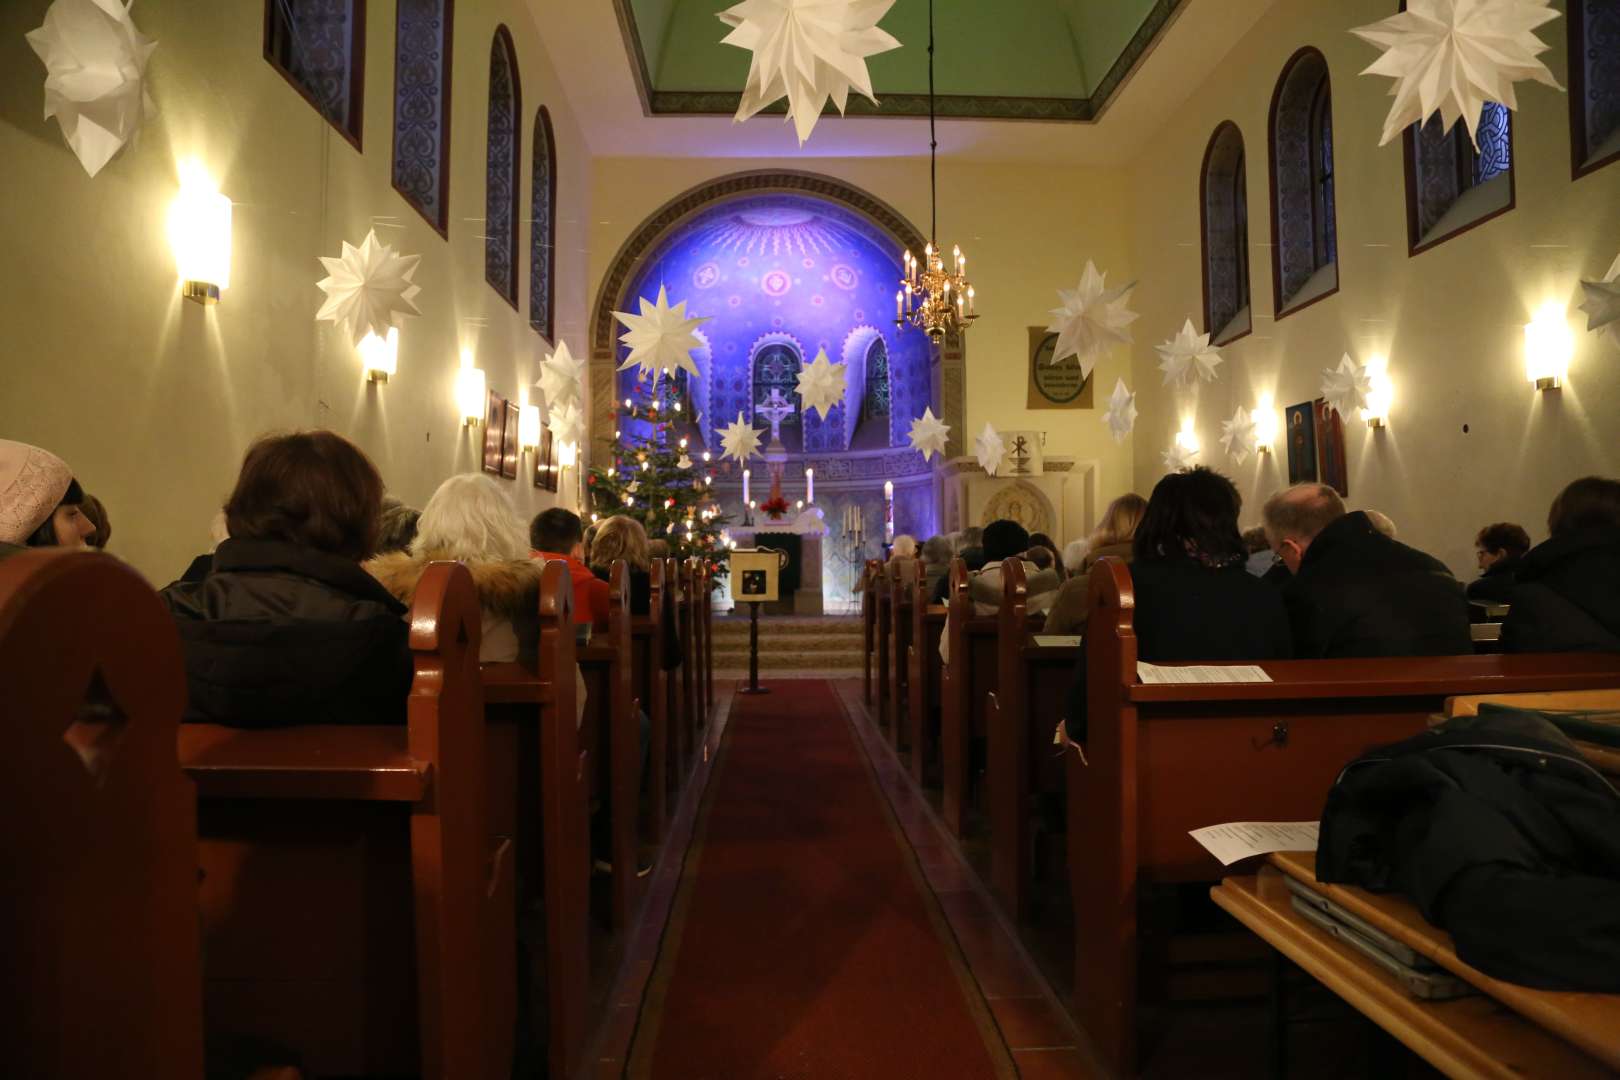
[895,0,977,342]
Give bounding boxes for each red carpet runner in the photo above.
[627,680,1015,1079]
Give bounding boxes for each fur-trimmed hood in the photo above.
[366,549,546,619]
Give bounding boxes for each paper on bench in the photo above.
[1136,661,1272,684]
[1032,635,1082,648]
[1190,821,1319,866]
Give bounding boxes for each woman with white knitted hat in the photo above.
[0,439,96,558]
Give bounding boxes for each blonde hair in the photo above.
[891,534,918,559]
[1089,493,1147,550]
[590,514,650,571]
[412,473,529,561]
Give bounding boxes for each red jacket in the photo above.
[532,551,612,630]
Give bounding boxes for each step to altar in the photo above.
[710,614,865,675]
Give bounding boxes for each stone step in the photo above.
[709,636,864,653]
[712,647,865,663]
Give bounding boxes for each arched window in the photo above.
[1403,102,1513,254]
[1570,0,1620,179]
[1269,48,1338,316]
[530,106,557,340]
[862,336,890,422]
[485,27,521,307]
[751,341,803,451]
[391,0,452,235]
[1200,121,1250,344]
[264,0,365,147]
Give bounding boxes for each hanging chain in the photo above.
[928,0,937,247]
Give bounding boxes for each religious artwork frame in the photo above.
[1284,398,1348,497]
[1285,401,1317,485]
[482,389,506,476]
[533,426,558,492]
[1313,398,1348,498]
[500,399,521,479]
[1026,327,1095,410]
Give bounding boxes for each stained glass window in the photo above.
[485,28,520,307]
[530,107,557,340]
[265,0,364,146]
[1474,103,1512,182]
[1406,102,1513,252]
[391,0,451,234]
[1571,0,1620,176]
[1201,122,1250,342]
[862,337,890,420]
[1269,49,1337,313]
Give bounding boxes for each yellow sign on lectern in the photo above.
[727,547,788,604]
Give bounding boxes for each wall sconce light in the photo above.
[1253,399,1278,452]
[519,403,541,453]
[1174,428,1200,454]
[358,327,399,383]
[1363,356,1393,429]
[1525,303,1572,390]
[557,440,579,468]
[168,161,232,305]
[456,365,486,426]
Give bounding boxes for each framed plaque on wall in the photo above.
[1026,327,1095,410]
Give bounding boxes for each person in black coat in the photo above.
[1262,484,1471,658]
[1466,521,1531,604]
[1502,476,1620,652]
[1063,468,1293,740]
[161,431,412,727]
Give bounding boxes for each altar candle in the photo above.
[742,468,750,505]
[805,467,814,504]
[884,481,895,542]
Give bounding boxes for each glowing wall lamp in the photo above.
[1363,356,1393,429]
[518,403,541,453]
[357,327,398,383]
[456,365,486,426]
[168,161,232,304]
[1174,427,1201,454]
[1525,303,1572,390]
[557,440,579,468]
[1252,398,1279,452]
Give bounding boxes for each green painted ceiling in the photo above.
[621,0,1175,121]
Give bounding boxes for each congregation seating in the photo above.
[906,563,947,785]
[3,547,715,1080]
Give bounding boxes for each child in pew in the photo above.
[1059,468,1292,745]
[0,439,97,560]
[160,430,414,727]
[368,473,589,726]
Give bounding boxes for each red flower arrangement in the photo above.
[760,495,792,520]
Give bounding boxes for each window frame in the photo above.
[485,25,522,310]
[263,0,367,151]
[1569,0,1620,180]
[390,0,453,237]
[1267,46,1341,322]
[529,105,558,341]
[1199,120,1252,346]
[1401,107,1516,258]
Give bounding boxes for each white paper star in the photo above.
[1047,261,1138,376]
[27,0,157,178]
[718,412,763,463]
[1579,252,1620,348]
[1220,406,1259,466]
[1350,0,1562,149]
[1162,442,1199,472]
[974,422,1006,476]
[717,0,901,144]
[315,231,423,348]
[908,406,950,462]
[536,340,585,411]
[1101,378,1138,445]
[795,348,848,420]
[613,285,711,388]
[548,402,583,448]
[1321,354,1374,419]
[1157,319,1224,385]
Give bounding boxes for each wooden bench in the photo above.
[1,550,205,1079]
[630,559,671,839]
[182,561,515,1080]
[907,576,947,787]
[579,560,641,929]
[1444,688,1620,776]
[1213,852,1620,1078]
[888,556,918,754]
[862,559,881,703]
[939,558,1000,839]
[1069,556,1620,1076]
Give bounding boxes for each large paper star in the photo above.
[27,0,157,177]
[795,348,848,420]
[1101,378,1138,444]
[908,407,950,462]
[718,412,763,463]
[974,423,1006,476]
[1350,0,1562,149]
[1321,354,1374,419]
[1047,261,1138,376]
[536,340,585,411]
[316,230,423,347]
[548,402,583,448]
[1579,252,1620,349]
[1220,406,1259,466]
[717,0,901,144]
[1157,319,1224,385]
[1162,442,1199,473]
[614,285,711,388]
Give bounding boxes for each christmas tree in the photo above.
[587,374,729,572]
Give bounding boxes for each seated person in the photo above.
[940,519,1061,661]
[1045,493,1146,635]
[1502,477,1620,652]
[889,534,918,560]
[160,431,412,727]
[530,507,612,630]
[920,535,953,599]
[1029,531,1064,580]
[587,514,680,669]
[1263,483,1470,658]
[375,495,422,556]
[80,493,111,550]
[0,439,97,559]
[1364,509,1398,538]
[1467,521,1531,605]
[1063,468,1292,741]
[930,527,987,603]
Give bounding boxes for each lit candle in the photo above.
[967,285,975,315]
[884,481,895,543]
[896,289,903,320]
[623,397,632,410]
[805,466,814,504]
[742,467,750,505]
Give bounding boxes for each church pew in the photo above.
[1069,556,1620,1077]
[680,558,701,748]
[702,561,716,710]
[578,560,641,929]
[1,550,205,1080]
[907,575,947,786]
[687,557,708,723]
[875,564,895,740]
[939,559,999,839]
[181,561,515,1080]
[887,556,919,754]
[630,559,670,839]
[862,559,881,703]
[985,558,1078,923]
[666,557,693,779]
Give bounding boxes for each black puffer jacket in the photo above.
[1317,708,1620,991]
[1464,554,1522,605]
[1502,527,1620,653]
[1283,511,1471,658]
[161,538,412,727]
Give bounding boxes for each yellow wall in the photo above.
[1123,0,1619,576]
[0,0,591,584]
[589,156,1139,541]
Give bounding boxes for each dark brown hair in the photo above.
[223,431,383,561]
[529,507,584,554]
[1547,476,1620,538]
[1135,467,1246,565]
[1474,522,1531,558]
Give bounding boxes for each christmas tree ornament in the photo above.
[315,230,423,347]
[1047,261,1138,376]
[1156,319,1224,385]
